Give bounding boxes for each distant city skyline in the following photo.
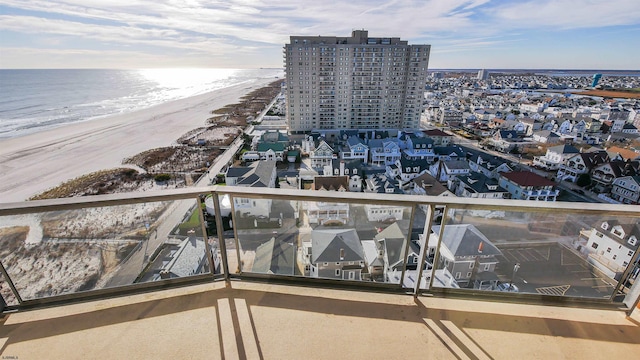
[1,0,639,70]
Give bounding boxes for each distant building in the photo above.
[477,69,489,81]
[284,30,430,132]
[592,73,602,87]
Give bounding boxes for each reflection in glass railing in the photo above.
[0,271,19,306]
[427,208,640,300]
[232,196,415,284]
[0,198,218,300]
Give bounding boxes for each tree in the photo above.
[576,173,591,187]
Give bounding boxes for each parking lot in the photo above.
[495,243,616,299]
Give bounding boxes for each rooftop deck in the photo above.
[1,281,639,359]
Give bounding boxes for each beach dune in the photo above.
[0,78,277,203]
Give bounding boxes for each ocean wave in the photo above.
[0,68,283,139]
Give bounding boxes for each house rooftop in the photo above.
[501,171,555,187]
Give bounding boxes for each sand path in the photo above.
[0,77,279,203]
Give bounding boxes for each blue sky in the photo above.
[1,0,639,69]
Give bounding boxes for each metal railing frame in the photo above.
[0,186,638,312]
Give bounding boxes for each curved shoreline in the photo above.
[0,76,280,203]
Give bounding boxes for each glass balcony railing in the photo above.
[0,186,639,314]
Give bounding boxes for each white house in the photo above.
[584,220,639,280]
[369,139,402,166]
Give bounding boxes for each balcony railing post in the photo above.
[428,205,450,291]
[0,260,23,305]
[613,245,640,303]
[228,195,243,274]
[212,193,230,280]
[399,204,418,291]
[414,204,435,297]
[196,195,216,278]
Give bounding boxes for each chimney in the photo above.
[478,241,484,253]
[340,161,345,176]
[340,248,345,261]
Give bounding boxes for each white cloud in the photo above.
[1,0,640,68]
[490,0,640,29]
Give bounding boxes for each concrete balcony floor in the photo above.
[1,281,639,359]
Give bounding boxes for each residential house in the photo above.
[607,146,640,162]
[433,146,465,162]
[365,174,404,194]
[340,136,369,163]
[499,171,559,201]
[323,159,363,192]
[409,172,453,197]
[432,224,503,288]
[610,176,640,205]
[369,139,402,166]
[519,117,542,136]
[608,109,631,133]
[157,231,210,280]
[386,156,429,184]
[252,237,295,275]
[374,222,420,284]
[449,172,509,199]
[622,124,639,134]
[225,160,277,217]
[403,135,435,161]
[492,130,526,153]
[309,139,335,169]
[422,129,454,146]
[532,130,562,144]
[309,228,366,281]
[533,144,580,171]
[306,193,350,223]
[313,176,349,192]
[467,150,513,179]
[429,159,471,183]
[584,220,639,280]
[556,150,609,182]
[256,142,285,162]
[592,161,639,193]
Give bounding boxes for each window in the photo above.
[613,255,617,260]
[466,272,472,277]
[484,264,490,271]
[591,243,599,249]
[628,250,634,257]
[455,272,461,279]
[335,269,341,276]
[469,262,474,269]
[606,247,612,253]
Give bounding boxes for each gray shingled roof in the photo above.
[312,228,364,263]
[252,237,295,275]
[432,224,502,257]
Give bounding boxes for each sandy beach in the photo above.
[0,77,279,203]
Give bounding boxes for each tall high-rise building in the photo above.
[284,30,430,133]
[477,69,489,80]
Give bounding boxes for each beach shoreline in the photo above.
[0,76,280,203]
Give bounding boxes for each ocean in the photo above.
[0,68,283,139]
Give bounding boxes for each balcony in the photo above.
[0,187,639,358]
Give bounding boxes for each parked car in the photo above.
[496,282,519,292]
